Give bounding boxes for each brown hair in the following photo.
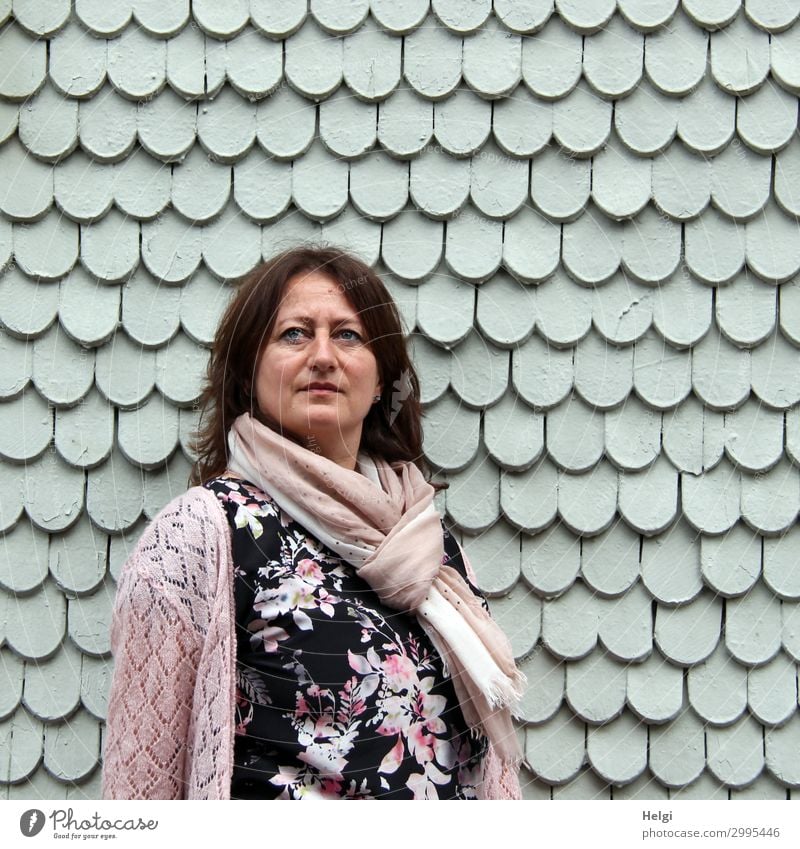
[190,245,427,485]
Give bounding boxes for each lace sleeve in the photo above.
[101,489,223,800]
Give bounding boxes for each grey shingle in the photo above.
[0,99,16,145]
[178,408,200,461]
[531,144,590,222]
[748,650,798,726]
[593,133,652,219]
[512,334,572,410]
[284,17,343,99]
[619,455,679,535]
[461,520,521,596]
[342,18,400,101]
[196,85,256,162]
[717,272,776,349]
[581,521,639,596]
[311,0,369,33]
[43,709,101,782]
[517,645,564,724]
[522,519,580,597]
[614,774,670,800]
[67,579,114,656]
[54,389,115,470]
[0,327,30,400]
[164,24,212,99]
[682,0,741,30]
[18,84,78,162]
[14,212,79,281]
[775,136,800,217]
[574,333,632,410]
[645,8,707,94]
[685,208,746,285]
[547,394,604,472]
[712,142,771,222]
[48,19,107,98]
[171,146,230,223]
[559,461,617,535]
[0,648,24,721]
[598,579,653,660]
[49,515,107,597]
[477,271,536,348]
[445,207,503,282]
[626,651,684,723]
[552,81,612,157]
[450,332,508,408]
[411,335,449,404]
[669,771,728,798]
[32,326,94,407]
[23,454,84,532]
[741,458,800,535]
[74,0,131,35]
[0,267,59,338]
[687,644,748,724]
[432,0,491,32]
[0,138,52,222]
[493,86,552,158]
[535,275,591,349]
[0,518,48,593]
[766,713,800,786]
[78,85,138,162]
[0,22,46,100]
[370,0,429,33]
[143,452,193,519]
[652,139,710,220]
[567,651,627,723]
[382,210,442,281]
[605,396,661,472]
[137,88,197,163]
[486,582,541,658]
[470,140,528,219]
[23,641,82,722]
[403,21,461,101]
[0,388,52,464]
[649,709,706,787]
[593,275,653,348]
[444,450,499,530]
[321,207,382,267]
[732,772,790,799]
[462,16,521,98]
[13,0,70,36]
[525,704,586,784]
[738,83,797,155]
[555,0,616,32]
[711,14,770,95]
[155,333,208,406]
[583,14,644,98]
[80,654,111,721]
[563,211,622,285]
[701,522,761,597]
[653,271,713,349]
[655,587,722,663]
[202,206,262,279]
[113,147,171,220]
[632,331,691,409]
[108,26,166,101]
[553,768,610,799]
[503,206,560,284]
[707,715,765,787]
[377,89,434,159]
[118,393,180,469]
[618,0,680,31]
[54,151,114,224]
[521,14,582,99]
[746,0,800,32]
[410,146,470,219]
[180,269,231,346]
[782,600,800,661]
[95,332,156,409]
[191,0,247,37]
[677,76,736,156]
[421,392,479,471]
[751,330,800,409]
[542,579,601,658]
[692,327,751,411]
[726,582,783,664]
[131,0,190,37]
[501,457,559,532]
[224,26,283,99]
[81,209,140,283]
[0,709,43,783]
[319,89,377,159]
[623,207,682,285]
[764,526,800,599]
[683,458,742,534]
[771,25,800,94]
[4,579,66,659]
[255,91,313,162]
[58,267,120,349]
[0,460,24,530]
[141,210,202,283]
[588,711,648,784]
[727,394,784,470]
[494,0,554,33]
[434,86,493,156]
[746,202,800,283]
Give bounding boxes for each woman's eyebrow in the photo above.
[277,314,362,327]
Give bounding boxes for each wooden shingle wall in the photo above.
[1,0,800,799]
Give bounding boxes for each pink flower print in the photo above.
[378,736,405,775]
[382,653,416,691]
[250,623,290,652]
[296,558,323,584]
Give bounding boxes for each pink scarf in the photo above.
[226,413,524,766]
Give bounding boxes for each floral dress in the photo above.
[204,476,488,800]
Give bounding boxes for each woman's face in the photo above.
[254,271,382,468]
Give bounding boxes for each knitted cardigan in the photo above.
[101,486,522,800]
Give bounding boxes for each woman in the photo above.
[102,246,523,800]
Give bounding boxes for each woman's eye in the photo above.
[337,328,362,342]
[282,327,306,342]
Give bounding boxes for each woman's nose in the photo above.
[308,332,336,368]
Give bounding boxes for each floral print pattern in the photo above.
[206,476,487,800]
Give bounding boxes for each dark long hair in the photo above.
[190,246,426,485]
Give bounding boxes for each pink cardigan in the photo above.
[102,487,522,800]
